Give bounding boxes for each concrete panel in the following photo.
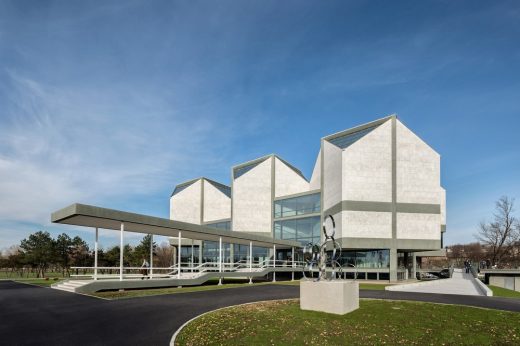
[342,120,392,202]
[300,280,359,315]
[309,150,321,191]
[203,180,231,223]
[232,158,272,233]
[323,141,343,210]
[489,276,505,288]
[440,187,446,226]
[342,210,392,239]
[396,212,440,240]
[337,237,440,250]
[274,157,309,197]
[169,180,202,224]
[396,120,441,204]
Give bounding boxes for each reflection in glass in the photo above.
[274,193,320,218]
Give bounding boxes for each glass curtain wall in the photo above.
[274,216,321,245]
[201,241,231,263]
[274,193,320,218]
[336,250,390,269]
[180,245,200,266]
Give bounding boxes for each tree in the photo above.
[19,231,55,278]
[70,236,90,267]
[55,233,73,276]
[155,242,174,268]
[132,235,156,266]
[476,196,519,267]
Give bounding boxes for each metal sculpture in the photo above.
[302,215,343,281]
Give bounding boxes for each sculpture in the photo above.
[302,215,343,281]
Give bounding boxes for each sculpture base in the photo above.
[300,280,359,315]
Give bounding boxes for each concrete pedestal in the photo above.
[300,280,359,315]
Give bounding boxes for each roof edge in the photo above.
[323,114,396,142]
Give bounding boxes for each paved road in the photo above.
[1,281,520,346]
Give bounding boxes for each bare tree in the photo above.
[155,242,174,268]
[476,196,518,267]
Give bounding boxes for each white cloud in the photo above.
[0,71,252,246]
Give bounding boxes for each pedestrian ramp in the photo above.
[53,280,93,293]
[386,269,492,296]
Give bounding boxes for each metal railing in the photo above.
[70,259,307,281]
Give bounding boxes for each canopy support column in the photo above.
[119,223,124,281]
[149,234,153,277]
[94,228,98,281]
[191,240,194,273]
[272,244,276,282]
[177,231,182,279]
[218,236,223,285]
[249,241,253,284]
[291,246,295,281]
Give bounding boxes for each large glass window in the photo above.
[274,193,320,218]
[180,245,200,265]
[335,250,390,269]
[233,244,249,263]
[274,216,321,245]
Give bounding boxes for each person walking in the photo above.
[140,257,150,280]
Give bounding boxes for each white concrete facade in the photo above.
[232,158,273,233]
[170,179,202,224]
[342,120,393,203]
[274,157,309,197]
[203,180,231,223]
[170,178,231,225]
[168,115,446,281]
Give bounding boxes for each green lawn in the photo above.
[0,272,65,279]
[176,299,520,346]
[489,285,520,298]
[93,280,390,299]
[9,278,64,287]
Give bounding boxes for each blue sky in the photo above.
[0,0,519,251]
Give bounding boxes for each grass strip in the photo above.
[176,299,520,345]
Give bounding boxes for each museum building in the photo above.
[169,115,446,281]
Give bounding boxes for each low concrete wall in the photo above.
[489,276,520,292]
[75,267,299,294]
[474,277,493,297]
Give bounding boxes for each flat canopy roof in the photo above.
[51,203,301,249]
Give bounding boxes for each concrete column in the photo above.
[389,248,397,282]
[199,241,203,266]
[94,227,98,281]
[412,253,417,280]
[191,240,194,273]
[177,231,182,279]
[119,223,124,281]
[149,234,153,277]
[291,246,295,281]
[272,244,276,282]
[218,237,223,285]
[249,241,253,284]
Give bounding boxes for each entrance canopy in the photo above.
[51,203,300,249]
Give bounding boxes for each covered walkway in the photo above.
[51,203,302,292]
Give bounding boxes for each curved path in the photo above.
[1,281,519,346]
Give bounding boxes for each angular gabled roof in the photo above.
[170,178,200,197]
[204,178,231,198]
[231,154,307,181]
[170,177,231,198]
[323,114,394,150]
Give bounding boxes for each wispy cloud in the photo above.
[0,70,258,246]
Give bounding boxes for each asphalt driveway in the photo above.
[1,281,520,346]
